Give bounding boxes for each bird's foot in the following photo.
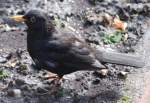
[43,72,59,80]
[42,72,63,85]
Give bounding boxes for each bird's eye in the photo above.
[30,16,36,23]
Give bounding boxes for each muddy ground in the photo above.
[0,0,150,103]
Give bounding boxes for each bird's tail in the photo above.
[95,49,145,68]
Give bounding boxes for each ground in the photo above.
[0,0,150,103]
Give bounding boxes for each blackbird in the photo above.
[11,10,105,78]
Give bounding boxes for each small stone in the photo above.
[100,69,108,76]
[16,48,23,58]
[75,78,81,81]
[15,79,25,86]
[123,33,128,41]
[7,89,22,97]
[3,24,18,32]
[10,62,17,67]
[36,87,48,94]
[21,85,31,91]
[93,69,108,78]
[118,71,128,79]
[17,10,25,15]
[0,57,7,63]
[92,78,100,85]
[2,53,12,60]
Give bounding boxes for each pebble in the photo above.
[0,56,7,63]
[93,69,108,78]
[99,69,109,76]
[15,79,26,86]
[92,78,100,85]
[36,87,49,94]
[118,71,128,79]
[7,89,22,97]
[21,85,31,91]
[2,53,12,60]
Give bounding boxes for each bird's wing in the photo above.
[45,36,105,69]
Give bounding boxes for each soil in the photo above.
[0,0,150,103]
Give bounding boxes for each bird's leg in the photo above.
[43,72,59,80]
[43,72,64,84]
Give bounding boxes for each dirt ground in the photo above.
[0,0,150,103]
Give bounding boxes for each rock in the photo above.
[21,85,31,91]
[92,78,100,85]
[15,79,26,86]
[36,87,49,94]
[0,56,7,63]
[16,48,23,58]
[118,71,128,79]
[93,69,108,78]
[17,10,25,15]
[2,53,12,60]
[100,69,109,76]
[7,89,22,97]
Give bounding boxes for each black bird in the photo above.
[11,10,105,78]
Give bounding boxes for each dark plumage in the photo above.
[12,10,105,77]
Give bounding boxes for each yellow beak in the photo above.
[10,15,25,22]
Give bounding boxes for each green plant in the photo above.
[0,70,9,79]
[101,30,123,44]
[117,95,131,103]
[121,95,130,102]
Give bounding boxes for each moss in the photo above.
[118,95,131,103]
[121,95,130,102]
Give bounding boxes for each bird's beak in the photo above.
[10,15,25,22]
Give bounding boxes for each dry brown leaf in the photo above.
[112,17,127,31]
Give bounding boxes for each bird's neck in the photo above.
[27,25,55,40]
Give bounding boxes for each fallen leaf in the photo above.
[112,17,127,31]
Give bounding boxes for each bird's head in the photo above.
[10,10,52,31]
